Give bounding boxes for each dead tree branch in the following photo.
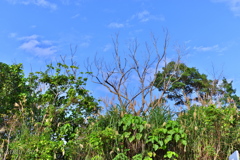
[86,31,183,115]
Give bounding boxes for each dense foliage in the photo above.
[0,60,239,160]
[0,62,100,159]
[154,61,211,107]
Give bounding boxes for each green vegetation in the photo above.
[0,41,240,159]
[0,61,99,159]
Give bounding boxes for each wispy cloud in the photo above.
[132,10,165,22]
[103,44,112,52]
[30,25,37,28]
[80,42,89,47]
[71,13,80,19]
[7,0,57,10]
[9,32,17,38]
[60,0,83,5]
[212,0,240,16]
[137,10,150,22]
[107,10,164,29]
[79,35,92,48]
[18,34,39,41]
[108,22,125,28]
[193,44,226,52]
[184,40,192,44]
[60,0,70,5]
[18,34,57,56]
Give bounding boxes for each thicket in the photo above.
[0,34,239,159]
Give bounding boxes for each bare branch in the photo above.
[87,31,182,115]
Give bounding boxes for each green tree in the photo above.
[217,77,240,108]
[30,62,100,138]
[0,61,100,159]
[0,62,30,159]
[0,62,28,115]
[154,61,211,107]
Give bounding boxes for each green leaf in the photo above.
[129,136,135,142]
[180,139,187,146]
[132,154,143,160]
[164,135,172,144]
[153,144,159,151]
[157,140,164,147]
[167,130,175,135]
[123,132,131,138]
[139,125,144,132]
[158,128,167,134]
[147,152,156,158]
[164,151,178,159]
[136,133,142,140]
[144,156,153,160]
[174,134,180,142]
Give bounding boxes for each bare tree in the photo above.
[86,31,182,115]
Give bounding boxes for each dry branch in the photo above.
[86,31,183,115]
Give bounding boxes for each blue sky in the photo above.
[1,0,240,97]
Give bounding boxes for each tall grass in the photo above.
[177,105,240,160]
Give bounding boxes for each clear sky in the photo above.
[1,0,240,97]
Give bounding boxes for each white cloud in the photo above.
[193,45,219,52]
[9,32,17,38]
[60,0,70,5]
[132,10,165,22]
[18,34,39,40]
[42,40,53,45]
[80,42,89,47]
[218,53,224,56]
[60,0,83,5]
[79,35,92,48]
[18,34,57,56]
[7,0,57,10]
[71,14,80,19]
[193,44,226,52]
[74,0,83,6]
[107,10,164,29]
[103,44,112,52]
[212,0,240,16]
[31,25,37,28]
[184,40,192,44]
[108,22,125,28]
[137,10,150,22]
